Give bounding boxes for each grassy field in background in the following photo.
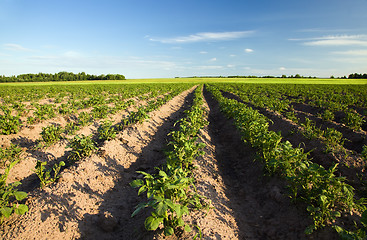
[1,77,367,86]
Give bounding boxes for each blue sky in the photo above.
[1,0,367,78]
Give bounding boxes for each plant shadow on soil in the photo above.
[74,89,196,240]
[203,86,337,239]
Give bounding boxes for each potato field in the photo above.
[0,81,367,239]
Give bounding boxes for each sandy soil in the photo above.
[0,85,338,239]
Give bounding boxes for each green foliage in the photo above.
[97,120,116,141]
[77,112,92,126]
[34,104,56,121]
[320,109,335,122]
[0,160,28,223]
[0,71,125,83]
[343,110,365,131]
[91,105,110,119]
[58,103,75,115]
[362,145,367,161]
[128,107,149,124]
[301,117,324,139]
[34,160,65,188]
[64,122,80,135]
[40,124,64,145]
[67,135,98,163]
[0,109,21,135]
[323,128,344,152]
[334,210,367,239]
[0,144,22,167]
[285,110,299,123]
[26,116,36,125]
[131,86,209,236]
[131,167,193,236]
[206,84,364,235]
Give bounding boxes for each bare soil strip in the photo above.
[0,87,195,240]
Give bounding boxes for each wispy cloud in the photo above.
[209,57,217,62]
[290,35,367,46]
[3,43,33,52]
[150,31,254,44]
[244,48,254,53]
[332,49,367,56]
[199,51,208,54]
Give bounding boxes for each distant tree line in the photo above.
[347,73,367,79]
[0,72,125,82]
[184,74,317,78]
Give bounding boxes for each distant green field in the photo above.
[0,77,366,86]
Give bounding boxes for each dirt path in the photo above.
[0,87,196,240]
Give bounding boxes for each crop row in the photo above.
[215,83,367,192]
[131,85,209,237]
[206,84,366,238]
[0,83,194,224]
[218,83,367,132]
[0,84,191,135]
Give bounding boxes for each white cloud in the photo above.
[3,43,33,52]
[209,57,217,62]
[333,49,367,56]
[229,54,236,57]
[290,35,367,46]
[199,51,208,54]
[245,48,254,53]
[279,67,286,70]
[227,64,235,68]
[150,30,254,44]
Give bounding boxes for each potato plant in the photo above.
[0,160,28,223]
[40,124,64,146]
[0,109,21,135]
[97,120,117,141]
[0,144,22,167]
[34,160,65,188]
[67,135,98,163]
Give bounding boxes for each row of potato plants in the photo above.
[0,83,194,225]
[206,84,366,238]
[130,86,209,237]
[220,83,367,132]
[0,83,183,135]
[219,83,367,163]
